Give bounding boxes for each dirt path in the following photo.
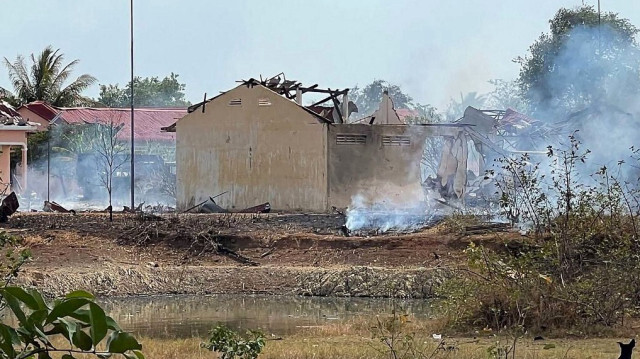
[4,212,515,297]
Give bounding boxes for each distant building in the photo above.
[0,101,37,193]
[16,101,186,203]
[17,102,185,161]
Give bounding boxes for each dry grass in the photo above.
[29,317,638,359]
[128,335,629,359]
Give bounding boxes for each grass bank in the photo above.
[130,326,629,359]
[54,315,632,359]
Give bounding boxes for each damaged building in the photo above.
[166,74,543,213]
[166,76,460,212]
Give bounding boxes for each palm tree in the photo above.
[445,91,488,121]
[3,46,97,107]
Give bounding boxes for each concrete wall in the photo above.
[176,84,328,212]
[327,124,429,209]
[0,129,29,192]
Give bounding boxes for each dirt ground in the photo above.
[2,212,517,296]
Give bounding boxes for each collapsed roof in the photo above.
[186,73,358,124]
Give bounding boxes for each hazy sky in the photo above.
[2,0,639,109]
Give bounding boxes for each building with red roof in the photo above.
[17,101,185,143]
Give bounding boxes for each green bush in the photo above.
[438,135,640,334]
[201,325,265,359]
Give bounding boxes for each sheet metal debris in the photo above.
[43,200,71,213]
[239,202,271,213]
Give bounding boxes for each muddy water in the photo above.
[98,295,433,338]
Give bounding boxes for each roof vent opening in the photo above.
[336,134,367,145]
[228,98,242,106]
[382,135,411,146]
[258,98,272,106]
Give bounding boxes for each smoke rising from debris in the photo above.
[24,123,176,211]
[528,25,640,171]
[346,23,640,232]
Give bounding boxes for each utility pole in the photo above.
[130,0,135,209]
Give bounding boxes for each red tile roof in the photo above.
[59,107,186,142]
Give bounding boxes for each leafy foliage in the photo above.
[3,46,97,107]
[438,135,640,334]
[200,325,265,359]
[484,79,528,113]
[0,233,30,294]
[97,73,190,108]
[350,80,415,118]
[516,5,640,117]
[370,310,429,359]
[444,92,487,121]
[0,287,144,359]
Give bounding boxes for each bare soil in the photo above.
[2,212,518,296]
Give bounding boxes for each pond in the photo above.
[97,295,433,338]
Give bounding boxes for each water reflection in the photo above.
[98,295,432,338]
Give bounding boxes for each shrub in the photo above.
[438,134,640,334]
[201,324,265,359]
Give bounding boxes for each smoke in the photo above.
[347,23,640,232]
[529,25,640,171]
[23,123,176,211]
[345,194,438,233]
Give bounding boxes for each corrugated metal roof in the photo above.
[59,107,186,142]
[21,101,60,121]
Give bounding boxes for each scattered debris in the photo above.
[200,200,228,213]
[260,247,275,258]
[0,192,19,222]
[239,202,271,213]
[123,202,145,213]
[461,223,510,235]
[43,200,70,213]
[183,191,229,213]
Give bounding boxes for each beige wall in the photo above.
[0,129,30,192]
[176,84,328,211]
[327,124,429,209]
[16,108,50,131]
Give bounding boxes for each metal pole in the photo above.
[47,130,50,202]
[130,0,135,209]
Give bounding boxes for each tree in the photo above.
[485,79,529,113]
[92,119,129,221]
[3,46,97,107]
[444,91,487,121]
[97,73,191,107]
[349,80,416,118]
[516,5,640,118]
